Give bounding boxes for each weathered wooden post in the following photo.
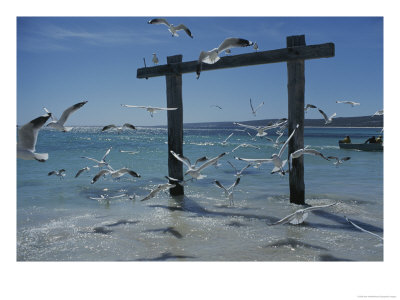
[287,35,305,204]
[166,55,184,195]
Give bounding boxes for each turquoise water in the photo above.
[17,126,383,261]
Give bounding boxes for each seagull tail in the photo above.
[34,153,49,162]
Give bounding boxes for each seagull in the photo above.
[371,109,383,117]
[119,150,140,155]
[221,133,234,146]
[89,194,127,201]
[227,161,251,177]
[235,124,299,175]
[48,169,66,179]
[75,166,90,178]
[318,108,336,125]
[44,101,87,132]
[91,167,141,184]
[289,147,329,166]
[152,53,159,65]
[327,156,351,167]
[336,100,360,107]
[266,131,285,149]
[148,18,193,38]
[121,104,177,117]
[196,37,253,79]
[170,151,227,179]
[345,216,383,240]
[304,104,317,112]
[269,203,337,225]
[233,120,287,137]
[214,177,241,206]
[81,147,112,168]
[253,42,259,51]
[101,123,136,133]
[210,104,222,110]
[231,143,260,152]
[17,113,51,162]
[140,183,176,201]
[249,98,264,116]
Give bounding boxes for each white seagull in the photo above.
[345,216,383,241]
[140,183,176,201]
[148,18,193,38]
[221,133,234,145]
[17,113,51,162]
[101,123,136,133]
[119,150,140,155]
[44,101,88,132]
[81,147,112,168]
[214,177,241,206]
[249,98,264,116]
[91,167,141,184]
[304,104,317,112]
[269,203,337,225]
[289,147,329,166]
[233,119,287,137]
[121,104,178,117]
[170,151,227,179]
[327,156,351,167]
[336,100,360,107]
[75,166,90,178]
[318,108,336,125]
[371,109,383,117]
[152,53,159,65]
[235,124,299,175]
[196,37,253,79]
[48,169,66,179]
[231,143,260,152]
[227,161,251,178]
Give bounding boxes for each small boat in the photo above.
[339,142,383,152]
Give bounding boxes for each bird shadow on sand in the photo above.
[144,226,183,239]
[135,252,196,261]
[262,238,328,251]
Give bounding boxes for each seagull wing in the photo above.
[58,101,87,126]
[329,113,337,120]
[227,161,238,173]
[318,109,329,122]
[140,187,161,201]
[214,180,228,193]
[91,169,110,184]
[278,124,299,158]
[233,122,258,131]
[228,177,241,191]
[254,101,264,112]
[116,168,141,178]
[303,203,337,213]
[102,124,116,131]
[341,157,351,161]
[121,104,148,109]
[173,24,193,38]
[239,164,252,174]
[148,18,170,27]
[249,98,255,113]
[75,168,85,178]
[223,133,234,143]
[149,106,178,111]
[269,211,298,226]
[102,147,112,161]
[43,107,56,121]
[18,114,51,152]
[345,216,383,240]
[234,157,273,164]
[122,123,136,130]
[48,171,56,176]
[170,150,192,169]
[81,156,100,164]
[217,37,253,53]
[196,152,227,172]
[194,156,208,166]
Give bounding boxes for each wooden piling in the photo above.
[287,35,305,204]
[166,55,184,195]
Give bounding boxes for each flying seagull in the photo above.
[266,131,285,149]
[249,98,264,116]
[101,123,136,133]
[221,133,234,146]
[227,161,251,178]
[17,113,51,162]
[196,37,253,79]
[214,177,241,206]
[119,150,140,155]
[289,147,329,166]
[48,169,66,179]
[75,166,90,178]
[81,147,112,168]
[327,156,351,167]
[44,101,88,132]
[170,150,227,179]
[336,100,360,107]
[210,104,222,110]
[148,18,193,38]
[121,104,177,117]
[91,167,141,184]
[235,124,299,175]
[345,216,383,240]
[233,119,287,137]
[231,143,260,152]
[152,53,159,65]
[318,108,336,125]
[304,104,317,112]
[371,109,383,117]
[140,183,176,201]
[269,203,337,225]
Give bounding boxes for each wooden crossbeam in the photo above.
[137,42,334,79]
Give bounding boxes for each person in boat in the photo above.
[364,136,377,144]
[339,136,351,143]
[375,135,383,144]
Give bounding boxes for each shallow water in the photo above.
[17,126,383,261]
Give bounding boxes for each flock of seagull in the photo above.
[17,17,384,234]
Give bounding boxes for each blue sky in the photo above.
[17,17,383,126]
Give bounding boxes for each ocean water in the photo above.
[17,126,384,261]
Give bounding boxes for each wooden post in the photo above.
[287,35,305,204]
[166,55,184,195]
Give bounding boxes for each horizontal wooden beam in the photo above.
[137,42,334,79]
